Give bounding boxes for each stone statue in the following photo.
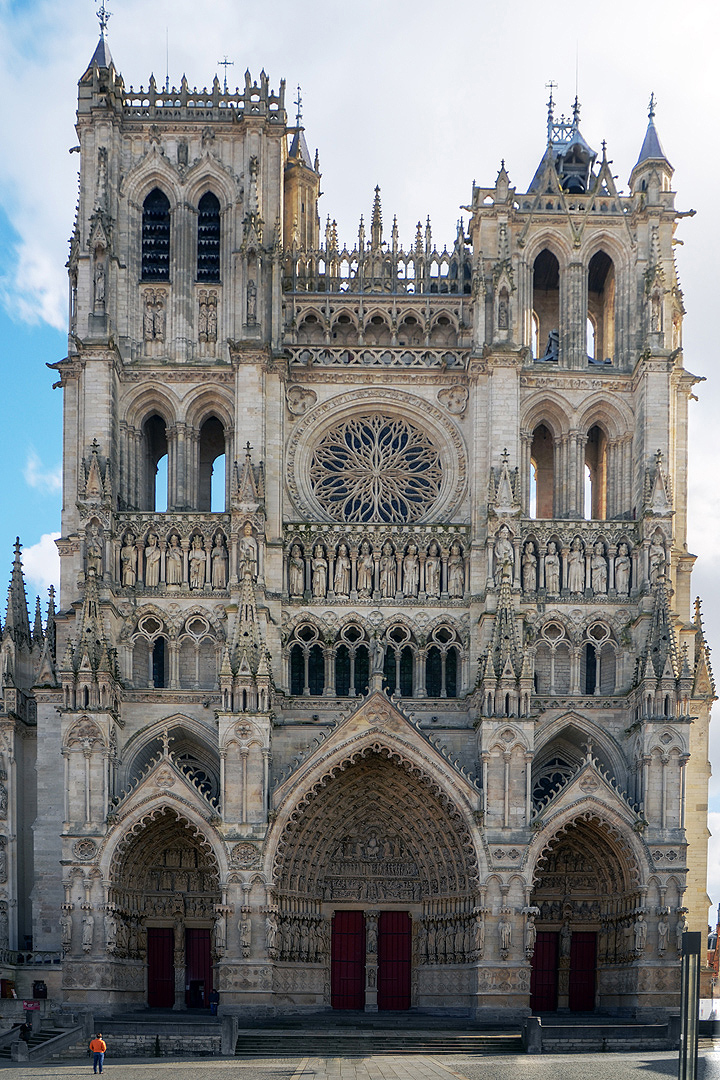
[189,535,206,589]
[525,914,537,956]
[214,911,227,952]
[473,913,485,956]
[676,914,688,952]
[371,636,385,675]
[265,913,278,955]
[499,914,511,952]
[334,543,351,598]
[522,542,537,593]
[498,291,509,330]
[86,524,103,577]
[590,542,607,593]
[94,259,106,306]
[357,541,374,598]
[311,545,328,599]
[379,542,396,598]
[120,532,137,587]
[207,292,218,342]
[61,910,73,951]
[247,279,257,324]
[568,537,585,593]
[104,912,117,951]
[0,904,8,950]
[633,913,647,952]
[288,544,305,597]
[82,911,94,952]
[560,920,572,957]
[649,538,665,584]
[237,523,258,580]
[403,544,419,597]
[166,533,183,585]
[657,915,669,953]
[240,916,252,956]
[544,541,560,594]
[615,543,631,595]
[494,526,513,585]
[145,532,161,587]
[425,542,441,598]
[211,532,228,588]
[448,542,465,598]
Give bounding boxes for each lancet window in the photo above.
[587,251,615,364]
[532,249,560,361]
[197,192,221,282]
[425,626,461,698]
[334,625,370,698]
[141,188,171,281]
[383,625,415,697]
[289,624,325,696]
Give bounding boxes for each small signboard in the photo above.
[22,1000,40,1011]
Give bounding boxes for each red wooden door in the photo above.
[147,927,175,1007]
[185,928,212,1008]
[331,911,365,1010]
[569,931,596,1012]
[378,911,411,1011]
[529,931,559,1012]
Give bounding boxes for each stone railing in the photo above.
[285,345,468,369]
[283,523,470,603]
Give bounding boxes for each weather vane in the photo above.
[648,91,656,120]
[217,56,234,95]
[97,1,111,34]
[294,84,303,127]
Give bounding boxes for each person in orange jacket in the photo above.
[89,1033,107,1074]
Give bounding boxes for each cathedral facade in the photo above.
[0,32,714,1018]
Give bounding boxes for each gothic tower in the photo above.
[0,30,712,1017]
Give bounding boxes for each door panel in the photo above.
[331,910,365,1010]
[529,931,559,1013]
[378,911,411,1011]
[147,927,175,1008]
[569,931,596,1012]
[185,927,212,1008]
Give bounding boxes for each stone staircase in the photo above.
[233,1012,523,1056]
[0,1023,85,1062]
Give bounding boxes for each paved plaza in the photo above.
[0,1048,719,1080]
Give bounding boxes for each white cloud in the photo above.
[24,450,61,494]
[22,532,60,595]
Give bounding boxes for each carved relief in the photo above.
[437,386,468,416]
[286,385,318,416]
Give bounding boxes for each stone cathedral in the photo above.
[0,29,714,1019]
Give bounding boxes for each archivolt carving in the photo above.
[273,750,479,903]
[528,809,646,889]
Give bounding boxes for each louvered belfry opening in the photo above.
[141,188,171,280]
[197,191,221,282]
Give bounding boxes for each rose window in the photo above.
[309,413,442,523]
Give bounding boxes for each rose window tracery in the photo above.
[309,413,442,523]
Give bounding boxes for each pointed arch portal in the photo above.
[108,809,221,1007]
[273,748,479,1010]
[529,814,643,1013]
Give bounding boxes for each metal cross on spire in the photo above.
[648,91,656,120]
[294,84,303,127]
[217,56,234,94]
[97,1,111,34]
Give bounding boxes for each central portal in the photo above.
[331,910,411,1011]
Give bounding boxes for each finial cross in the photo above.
[294,84,303,126]
[97,1,111,34]
[217,56,234,95]
[648,91,656,120]
[244,441,253,456]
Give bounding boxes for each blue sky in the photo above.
[0,0,718,917]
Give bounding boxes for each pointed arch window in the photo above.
[197,192,221,282]
[141,188,170,281]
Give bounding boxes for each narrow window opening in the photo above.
[530,423,554,517]
[198,416,226,512]
[587,251,615,363]
[399,646,414,697]
[584,644,597,695]
[143,414,168,512]
[335,644,351,697]
[142,188,170,280]
[197,192,221,282]
[446,647,458,698]
[152,637,167,688]
[290,644,304,696]
[533,249,560,362]
[308,644,325,695]
[584,425,608,520]
[426,647,442,697]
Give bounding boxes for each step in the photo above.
[235,1032,524,1056]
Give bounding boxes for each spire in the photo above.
[87,2,114,71]
[287,84,314,169]
[631,93,673,186]
[644,573,679,680]
[32,597,44,647]
[45,586,57,662]
[488,565,523,680]
[371,186,383,251]
[228,570,261,675]
[4,539,31,644]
